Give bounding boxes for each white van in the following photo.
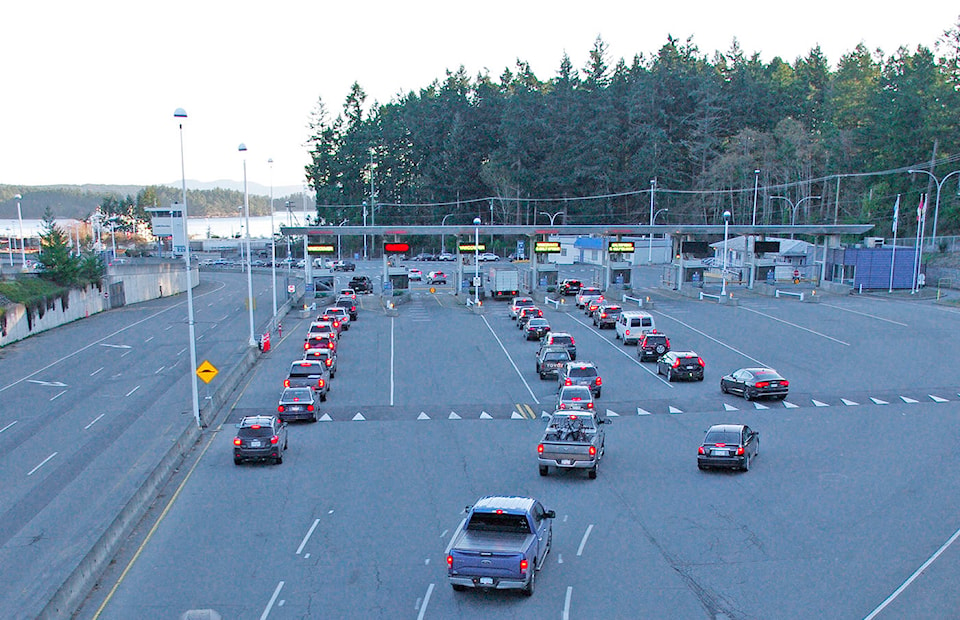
[615,311,656,345]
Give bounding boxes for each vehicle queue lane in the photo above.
[0,271,282,618]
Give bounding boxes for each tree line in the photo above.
[305,21,960,240]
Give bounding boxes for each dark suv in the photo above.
[593,303,622,329]
[348,275,373,293]
[233,415,288,465]
[557,361,602,398]
[638,332,671,361]
[536,346,572,380]
[335,297,358,321]
[558,279,583,296]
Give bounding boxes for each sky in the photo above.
[1,1,957,194]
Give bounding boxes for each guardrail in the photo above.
[699,291,722,303]
[543,296,560,309]
[775,289,804,301]
[622,294,654,309]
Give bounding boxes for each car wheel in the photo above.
[523,564,536,596]
[539,465,549,476]
[320,393,327,402]
[697,463,706,471]
[311,413,317,422]
[234,458,242,465]
[539,372,546,380]
[330,371,336,378]
[721,382,728,394]
[452,584,467,592]
[275,453,283,465]
[697,375,704,381]
[743,454,751,471]
[588,465,598,479]
[595,388,601,398]
[743,389,752,401]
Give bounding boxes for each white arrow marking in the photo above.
[841,399,859,406]
[900,396,919,404]
[448,412,461,420]
[723,403,738,411]
[754,402,769,409]
[668,406,683,414]
[812,400,830,407]
[637,407,652,416]
[870,397,889,405]
[319,413,332,421]
[783,401,799,408]
[479,411,493,419]
[417,412,430,420]
[352,412,365,421]
[930,395,949,403]
[605,409,619,417]
[99,343,132,349]
[542,410,551,419]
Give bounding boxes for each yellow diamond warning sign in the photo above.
[196,360,219,384]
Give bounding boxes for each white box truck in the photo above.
[488,266,520,300]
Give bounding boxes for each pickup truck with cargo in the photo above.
[283,360,329,400]
[537,410,609,478]
[447,495,555,595]
[487,266,520,300]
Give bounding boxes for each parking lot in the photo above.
[83,266,960,619]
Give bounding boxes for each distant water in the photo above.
[0,215,305,240]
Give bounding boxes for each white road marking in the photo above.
[417,412,430,420]
[319,413,332,421]
[121,349,132,357]
[481,315,541,403]
[50,390,67,401]
[0,421,18,434]
[511,412,524,419]
[155,366,165,374]
[565,313,671,387]
[416,583,435,620]
[84,414,105,429]
[812,400,830,407]
[930,395,949,403]
[98,343,132,349]
[637,407,652,415]
[28,452,58,476]
[754,402,769,409]
[723,403,738,411]
[783,401,799,408]
[448,412,461,420]
[444,519,466,555]
[563,586,574,620]
[296,518,321,555]
[352,412,365,421]
[480,412,493,419]
[901,396,919,404]
[28,380,67,387]
[864,525,960,620]
[606,409,619,417]
[821,303,908,327]
[576,524,594,556]
[90,367,103,376]
[144,336,154,343]
[669,406,683,414]
[738,306,850,346]
[177,348,186,356]
[390,317,395,406]
[259,581,284,620]
[164,324,175,331]
[126,385,140,397]
[871,398,889,405]
[841,399,859,406]
[652,310,768,366]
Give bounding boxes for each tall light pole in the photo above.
[268,158,277,319]
[647,178,656,262]
[751,169,761,227]
[174,108,201,429]
[6,228,13,266]
[238,143,256,347]
[14,193,25,267]
[770,195,821,238]
[473,217,481,306]
[441,213,455,254]
[721,210,731,297]
[538,211,563,226]
[908,168,960,251]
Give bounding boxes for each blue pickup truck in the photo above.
[446,496,555,596]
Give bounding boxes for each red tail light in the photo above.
[446,555,453,567]
[672,358,681,368]
[270,435,279,445]
[277,405,285,412]
[666,338,671,347]
[625,329,631,336]
[559,403,567,409]
[307,404,315,411]
[570,337,575,344]
[736,446,745,456]
[537,444,544,455]
[234,437,242,446]
[589,445,596,456]
[698,446,705,455]
[317,379,325,388]
[781,380,790,387]
[328,342,335,349]
[325,358,333,367]
[565,379,572,386]
[572,397,581,401]
[595,377,602,386]
[304,342,309,350]
[698,357,705,366]
[250,425,261,429]
[755,381,770,388]
[600,312,607,318]
[519,559,528,573]
[283,379,290,387]
[587,403,594,409]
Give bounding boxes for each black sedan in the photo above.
[657,351,704,381]
[720,367,789,400]
[525,317,551,340]
[698,424,759,471]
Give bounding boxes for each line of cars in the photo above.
[232,290,360,465]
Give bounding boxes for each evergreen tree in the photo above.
[38,207,81,286]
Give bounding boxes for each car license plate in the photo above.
[561,459,574,465]
[713,449,728,456]
[479,577,494,585]
[251,440,261,447]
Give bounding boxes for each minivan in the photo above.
[615,311,656,345]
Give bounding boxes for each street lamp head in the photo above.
[238,143,247,153]
[174,108,187,119]
[268,157,273,164]
[723,210,731,221]
[754,169,760,175]
[473,217,481,225]
[14,194,21,200]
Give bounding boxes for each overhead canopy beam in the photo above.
[280,224,874,237]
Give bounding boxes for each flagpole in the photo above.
[889,194,899,293]
[912,194,925,294]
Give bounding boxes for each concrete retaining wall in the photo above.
[106,262,194,304]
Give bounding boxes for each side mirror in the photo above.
[463,505,472,514]
[544,510,556,519]
[603,418,612,425]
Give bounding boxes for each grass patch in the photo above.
[0,277,68,305]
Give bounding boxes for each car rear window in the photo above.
[545,352,569,361]
[646,335,666,344]
[568,367,597,378]
[289,363,321,376]
[239,426,273,438]
[704,430,740,445]
[282,388,313,400]
[550,335,572,345]
[467,512,531,533]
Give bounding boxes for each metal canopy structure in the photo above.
[280,224,874,237]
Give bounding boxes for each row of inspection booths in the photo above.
[279,223,879,295]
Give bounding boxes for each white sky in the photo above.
[1,1,956,191]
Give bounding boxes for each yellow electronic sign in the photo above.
[534,241,561,253]
[608,241,635,253]
[307,244,336,254]
[458,244,486,252]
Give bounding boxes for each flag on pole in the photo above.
[892,194,900,233]
[917,195,925,222]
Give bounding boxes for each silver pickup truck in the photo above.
[537,411,609,479]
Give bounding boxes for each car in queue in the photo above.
[277,387,319,423]
[538,410,609,478]
[536,346,572,380]
[333,297,358,321]
[427,270,447,284]
[304,334,336,353]
[324,306,351,328]
[408,268,423,281]
[233,415,288,465]
[332,260,356,271]
[584,297,604,317]
[285,359,330,400]
[447,496,554,596]
[338,288,356,300]
[698,424,759,472]
[310,347,337,377]
[524,317,551,341]
[657,351,705,382]
[539,332,575,360]
[517,306,543,330]
[592,303,622,329]
[615,311,656,345]
[557,361,602,398]
[720,368,789,400]
[575,287,603,309]
[558,279,582,296]
[638,331,670,361]
[509,296,536,319]
[306,321,338,342]
[556,384,594,410]
[348,275,373,293]
[313,316,342,336]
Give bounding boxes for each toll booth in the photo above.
[757,262,777,284]
[609,261,632,289]
[670,259,706,290]
[387,267,409,290]
[535,264,559,290]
